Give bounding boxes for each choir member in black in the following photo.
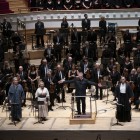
[115,76,133,122]
[28,65,38,100]
[1,18,12,38]
[123,57,133,74]
[91,63,104,100]
[108,65,121,101]
[12,32,22,52]
[114,0,123,8]
[82,0,92,9]
[93,0,102,9]
[53,30,64,62]
[71,28,81,63]
[36,0,43,7]
[59,72,101,115]
[17,66,28,106]
[99,16,107,44]
[39,59,49,80]
[82,14,91,31]
[123,30,132,58]
[64,0,73,10]
[44,0,54,10]
[44,44,54,63]
[54,64,66,102]
[35,18,45,48]
[55,0,63,10]
[61,17,69,46]
[123,0,134,8]
[74,0,82,9]
[103,0,114,8]
[43,71,55,111]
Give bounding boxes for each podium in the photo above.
[69,95,97,125]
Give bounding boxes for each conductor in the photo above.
[35,17,45,48]
[59,72,102,115]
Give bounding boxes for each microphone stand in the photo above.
[112,102,123,126]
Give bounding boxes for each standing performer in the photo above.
[35,81,49,121]
[8,77,25,122]
[35,18,45,48]
[59,72,101,115]
[82,14,91,31]
[115,76,133,122]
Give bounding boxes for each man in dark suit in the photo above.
[71,28,81,63]
[82,14,91,31]
[53,31,64,62]
[44,45,54,62]
[54,64,66,102]
[59,72,101,115]
[91,62,104,100]
[1,18,12,38]
[35,18,45,48]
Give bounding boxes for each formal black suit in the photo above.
[44,47,54,62]
[87,31,97,43]
[54,70,66,102]
[91,68,104,99]
[99,20,106,43]
[64,77,97,114]
[82,18,91,31]
[53,34,64,62]
[39,64,49,80]
[35,20,45,47]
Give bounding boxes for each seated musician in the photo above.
[28,65,38,101]
[43,71,55,111]
[17,66,28,107]
[44,44,54,63]
[63,0,73,10]
[12,32,22,52]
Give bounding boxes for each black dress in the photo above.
[115,83,133,122]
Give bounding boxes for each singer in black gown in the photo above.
[115,77,133,122]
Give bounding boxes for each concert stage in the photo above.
[0,89,140,140]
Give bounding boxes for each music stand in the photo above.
[112,103,123,126]
[34,101,44,124]
[56,87,72,110]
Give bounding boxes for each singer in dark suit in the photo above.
[82,14,91,31]
[35,18,45,48]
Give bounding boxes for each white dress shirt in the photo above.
[120,83,126,94]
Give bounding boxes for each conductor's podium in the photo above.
[69,95,97,125]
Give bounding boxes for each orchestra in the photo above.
[1,14,140,126]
